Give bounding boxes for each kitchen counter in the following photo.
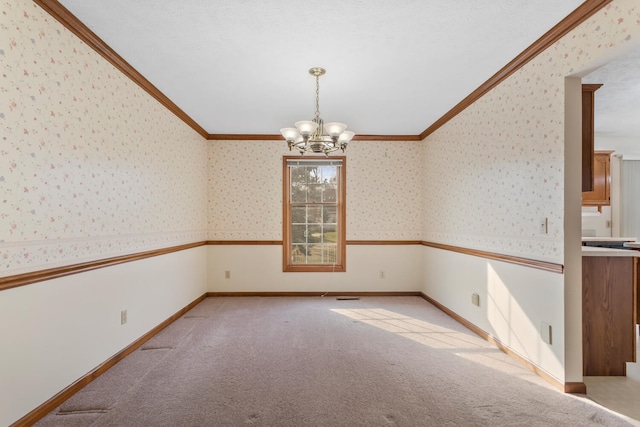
[582,237,637,250]
[582,237,637,242]
[582,246,640,257]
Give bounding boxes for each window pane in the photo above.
[306,244,323,263]
[319,165,337,183]
[323,224,337,243]
[307,207,322,224]
[291,225,307,244]
[307,225,322,243]
[308,184,322,203]
[307,166,320,183]
[292,245,307,264]
[292,206,306,224]
[323,184,337,202]
[290,166,307,184]
[291,183,306,203]
[323,245,338,263]
[323,206,337,224]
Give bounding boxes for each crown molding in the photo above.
[206,134,422,141]
[419,0,612,140]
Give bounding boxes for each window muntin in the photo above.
[283,157,345,272]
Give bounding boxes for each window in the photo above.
[283,156,346,272]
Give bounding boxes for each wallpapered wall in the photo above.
[0,0,209,276]
[208,140,423,241]
[423,0,640,264]
[4,0,638,275]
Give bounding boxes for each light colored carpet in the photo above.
[36,296,632,426]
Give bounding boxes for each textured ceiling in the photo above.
[583,42,640,141]
[56,0,617,138]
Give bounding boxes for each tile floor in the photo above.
[584,376,640,426]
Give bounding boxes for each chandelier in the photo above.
[280,67,354,155]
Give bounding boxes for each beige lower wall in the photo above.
[0,246,208,427]
[421,245,566,382]
[207,245,423,293]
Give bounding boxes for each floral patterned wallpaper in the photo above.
[3,0,638,275]
[208,139,423,241]
[423,0,640,263]
[1,0,208,276]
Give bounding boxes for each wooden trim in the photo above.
[419,293,573,393]
[0,242,205,292]
[581,84,604,192]
[419,0,612,139]
[564,382,587,394]
[0,239,563,291]
[207,291,422,297]
[10,293,207,427]
[422,241,564,274]
[32,0,209,139]
[582,83,605,92]
[206,240,283,245]
[207,134,422,141]
[206,240,422,246]
[207,134,284,141]
[348,240,422,245]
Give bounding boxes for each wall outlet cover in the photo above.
[471,293,480,307]
[541,322,552,344]
[539,218,548,234]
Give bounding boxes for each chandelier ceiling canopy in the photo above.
[280,67,354,156]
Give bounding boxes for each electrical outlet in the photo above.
[471,293,480,307]
[541,322,552,344]
[539,218,548,234]
[379,271,385,279]
[224,270,231,279]
[120,309,127,325]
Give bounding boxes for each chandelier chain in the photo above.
[314,74,321,122]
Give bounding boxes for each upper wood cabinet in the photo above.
[582,150,613,208]
[582,84,603,192]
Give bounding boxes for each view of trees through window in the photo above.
[290,164,339,265]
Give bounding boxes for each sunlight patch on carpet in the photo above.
[331,308,482,350]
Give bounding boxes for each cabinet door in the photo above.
[583,256,635,376]
[582,152,611,206]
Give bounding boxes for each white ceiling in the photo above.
[57,0,624,138]
[583,44,640,141]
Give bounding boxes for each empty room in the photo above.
[2,0,640,425]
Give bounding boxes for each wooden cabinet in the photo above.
[582,151,613,209]
[582,254,637,376]
[582,84,602,192]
